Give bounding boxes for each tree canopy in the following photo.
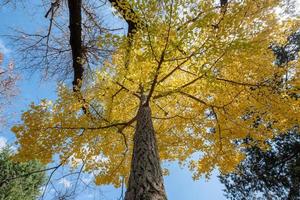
[219,129,300,200]
[11,0,300,189]
[219,28,300,200]
[0,147,45,200]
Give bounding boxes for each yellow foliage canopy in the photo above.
[12,0,299,186]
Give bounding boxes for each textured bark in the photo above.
[67,0,84,92]
[125,104,167,200]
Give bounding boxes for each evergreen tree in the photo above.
[0,147,46,200]
[219,129,300,200]
[220,29,300,200]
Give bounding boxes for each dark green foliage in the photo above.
[219,129,300,200]
[221,30,300,200]
[0,147,46,200]
[271,30,300,66]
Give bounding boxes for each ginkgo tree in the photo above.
[12,0,299,199]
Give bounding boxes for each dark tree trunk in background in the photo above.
[288,178,300,200]
[67,0,84,92]
[108,0,139,36]
[68,0,91,114]
[220,0,228,13]
[220,0,228,7]
[125,104,167,200]
[288,157,300,200]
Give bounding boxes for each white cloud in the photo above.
[0,39,10,55]
[59,178,72,188]
[0,137,7,150]
[296,1,300,15]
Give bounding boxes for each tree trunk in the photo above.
[67,0,84,92]
[67,0,92,114]
[108,0,139,36]
[287,157,300,200]
[125,104,167,200]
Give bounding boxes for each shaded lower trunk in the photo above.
[125,104,167,200]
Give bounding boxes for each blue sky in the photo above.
[0,1,273,199]
[3,1,300,199]
[4,1,300,199]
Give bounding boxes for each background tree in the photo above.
[272,29,300,66]
[219,129,300,200]
[0,146,46,200]
[10,0,300,199]
[0,53,16,99]
[2,0,141,116]
[0,52,18,124]
[3,0,116,81]
[219,29,300,200]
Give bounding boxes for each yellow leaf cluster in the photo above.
[12,0,299,185]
